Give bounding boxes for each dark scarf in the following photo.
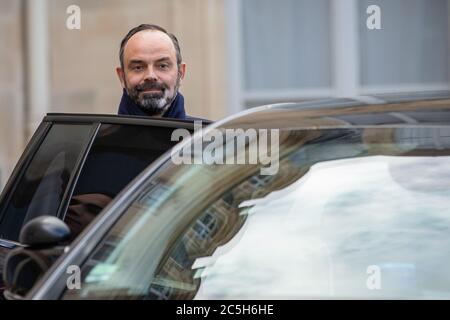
[118,89,187,119]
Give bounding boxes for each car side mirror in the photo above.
[20,215,71,247]
[3,216,71,299]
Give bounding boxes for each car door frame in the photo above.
[25,115,211,299]
[0,121,52,251]
[0,118,99,251]
[0,114,205,252]
[46,114,203,223]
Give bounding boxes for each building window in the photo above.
[193,212,218,240]
[228,0,450,111]
[240,0,332,107]
[359,0,450,91]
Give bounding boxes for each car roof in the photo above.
[224,91,450,129]
[44,113,212,128]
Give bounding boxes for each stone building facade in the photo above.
[0,0,227,188]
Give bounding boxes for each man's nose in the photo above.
[144,65,158,82]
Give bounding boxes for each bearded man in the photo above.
[116,24,189,119]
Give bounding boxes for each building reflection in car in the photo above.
[63,124,450,299]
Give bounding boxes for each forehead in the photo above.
[123,30,176,63]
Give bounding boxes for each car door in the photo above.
[0,114,204,292]
[0,121,95,262]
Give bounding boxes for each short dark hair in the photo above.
[119,24,182,70]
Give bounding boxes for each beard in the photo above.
[126,76,181,116]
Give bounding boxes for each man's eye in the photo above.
[133,66,144,71]
[159,64,169,70]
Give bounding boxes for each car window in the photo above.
[64,124,190,239]
[0,124,92,241]
[61,126,450,299]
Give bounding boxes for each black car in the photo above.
[9,93,450,299]
[0,114,209,294]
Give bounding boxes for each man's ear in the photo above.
[179,63,186,82]
[116,67,126,89]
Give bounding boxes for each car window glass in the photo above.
[64,124,187,239]
[0,124,92,241]
[62,127,450,299]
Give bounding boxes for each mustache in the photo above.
[136,82,167,92]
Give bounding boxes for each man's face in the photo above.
[116,30,186,115]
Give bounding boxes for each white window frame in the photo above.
[226,0,450,114]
